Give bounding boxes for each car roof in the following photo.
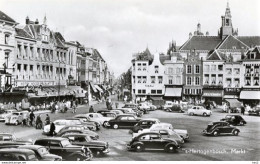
[136,131,160,137]
[140,118,159,121]
[0,148,35,154]
[62,133,89,137]
[18,145,43,150]
[36,137,67,141]
[117,114,136,117]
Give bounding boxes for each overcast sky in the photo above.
[1,0,259,77]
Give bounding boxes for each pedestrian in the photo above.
[89,105,94,113]
[49,122,56,136]
[45,114,50,125]
[241,105,245,115]
[29,111,35,126]
[72,104,77,113]
[115,102,119,109]
[35,114,42,129]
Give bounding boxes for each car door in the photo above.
[222,123,233,133]
[158,130,169,139]
[149,134,164,149]
[48,141,64,157]
[138,134,151,149]
[127,116,138,127]
[116,116,127,127]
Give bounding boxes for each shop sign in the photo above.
[203,85,223,89]
[203,92,222,97]
[224,88,241,94]
[145,84,154,87]
[242,88,260,91]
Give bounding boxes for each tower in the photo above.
[219,2,236,39]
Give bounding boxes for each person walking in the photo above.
[241,105,245,115]
[45,114,50,125]
[29,111,35,127]
[89,105,94,113]
[35,114,42,129]
[49,122,56,136]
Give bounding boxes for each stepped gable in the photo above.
[179,36,222,51]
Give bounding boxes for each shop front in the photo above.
[240,88,260,107]
[202,87,223,105]
[164,87,182,102]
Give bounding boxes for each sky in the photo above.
[1,0,259,77]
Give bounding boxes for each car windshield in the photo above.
[61,139,71,147]
[28,154,37,160]
[85,136,92,142]
[37,147,49,156]
[13,113,20,115]
[225,115,232,119]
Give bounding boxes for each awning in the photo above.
[89,82,97,93]
[150,97,163,101]
[164,88,182,97]
[240,91,260,100]
[203,90,223,97]
[223,95,239,99]
[225,99,242,108]
[94,85,103,93]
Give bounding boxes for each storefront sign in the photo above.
[242,88,260,91]
[203,92,222,97]
[203,85,223,89]
[145,84,154,87]
[224,88,241,95]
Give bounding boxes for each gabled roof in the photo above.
[237,36,260,48]
[207,50,226,61]
[0,10,16,23]
[179,36,222,51]
[15,28,34,39]
[54,32,66,48]
[159,54,171,65]
[217,35,248,49]
[245,46,260,60]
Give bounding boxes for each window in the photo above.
[151,90,156,94]
[17,64,21,72]
[17,45,22,56]
[195,65,200,74]
[133,76,135,83]
[246,66,251,74]
[211,65,216,71]
[204,75,209,84]
[168,68,173,74]
[143,63,147,71]
[157,90,162,94]
[254,66,259,74]
[151,76,155,83]
[245,77,251,86]
[158,76,163,84]
[218,75,223,85]
[234,79,240,87]
[187,65,192,74]
[138,90,142,94]
[137,76,141,83]
[187,77,192,85]
[226,78,232,87]
[176,76,181,84]
[195,77,200,85]
[142,90,146,94]
[137,63,141,71]
[204,65,209,72]
[218,65,223,71]
[155,66,159,73]
[226,68,232,74]
[234,68,240,75]
[211,75,216,84]
[254,77,259,86]
[4,34,10,44]
[168,76,173,84]
[143,76,147,83]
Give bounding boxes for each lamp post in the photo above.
[58,56,60,102]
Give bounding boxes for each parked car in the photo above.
[127,132,180,153]
[187,106,212,116]
[5,111,29,125]
[34,137,93,161]
[104,114,141,129]
[117,108,143,117]
[162,101,174,110]
[62,133,109,156]
[99,112,117,118]
[0,109,17,122]
[56,125,99,140]
[248,106,260,116]
[0,133,32,145]
[220,115,247,126]
[138,103,150,114]
[43,119,82,134]
[79,113,113,126]
[65,118,97,131]
[18,145,62,161]
[73,115,101,130]
[122,103,146,114]
[0,148,38,161]
[110,110,124,116]
[202,121,240,136]
[135,123,189,141]
[129,118,160,134]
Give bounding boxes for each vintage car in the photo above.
[127,132,180,153]
[78,113,113,125]
[220,115,247,126]
[110,110,124,116]
[134,123,189,141]
[65,118,97,131]
[62,133,109,156]
[73,115,101,130]
[43,119,82,134]
[0,109,17,122]
[99,112,117,118]
[34,137,93,161]
[5,111,29,125]
[138,103,150,114]
[104,114,141,129]
[117,108,143,117]
[56,125,99,140]
[18,145,62,161]
[187,106,212,116]
[122,103,145,114]
[129,118,160,134]
[0,148,38,161]
[248,106,260,116]
[162,101,175,110]
[202,121,240,136]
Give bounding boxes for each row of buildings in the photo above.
[0,11,114,104]
[131,3,260,106]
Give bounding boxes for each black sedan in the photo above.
[127,132,180,153]
[202,121,240,136]
[129,118,160,134]
[220,115,247,126]
[62,133,109,156]
[104,114,141,129]
[248,107,260,116]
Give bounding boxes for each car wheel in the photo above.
[189,112,194,116]
[165,145,177,153]
[135,144,144,152]
[74,155,84,161]
[213,131,219,136]
[113,124,119,129]
[203,113,207,117]
[233,130,239,136]
[15,121,19,126]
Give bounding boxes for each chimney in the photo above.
[35,19,39,24]
[189,32,192,39]
[206,31,209,36]
[26,16,30,24]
